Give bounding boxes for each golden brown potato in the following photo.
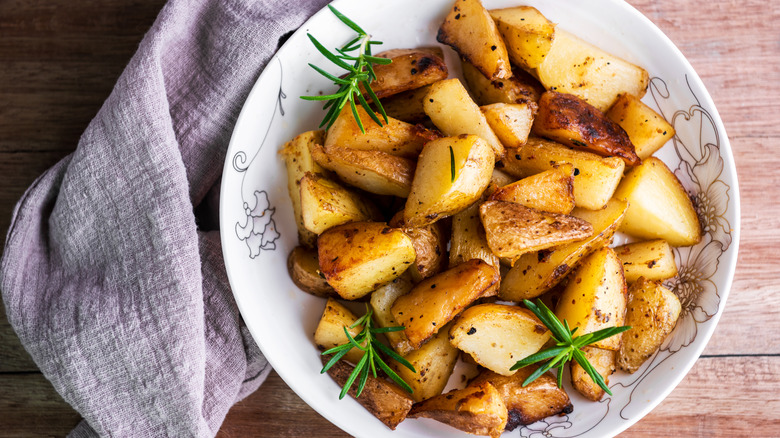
[379,85,432,124]
[391,259,500,349]
[500,198,628,301]
[480,103,534,149]
[489,6,556,71]
[479,201,593,262]
[555,247,628,351]
[311,144,415,197]
[368,48,448,99]
[280,130,327,247]
[437,0,511,80]
[571,346,616,401]
[408,381,508,438]
[606,93,676,160]
[299,172,381,235]
[314,298,365,364]
[424,79,505,158]
[404,135,494,228]
[501,137,625,210]
[617,277,682,373]
[325,105,440,159]
[318,222,416,300]
[370,274,416,355]
[391,322,459,402]
[490,168,516,188]
[449,303,550,376]
[323,357,413,430]
[614,239,678,283]
[534,29,649,112]
[489,164,575,215]
[389,211,448,282]
[471,367,573,430]
[461,60,544,107]
[287,246,335,298]
[533,91,640,166]
[614,157,703,247]
[449,201,500,270]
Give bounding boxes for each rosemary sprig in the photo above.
[449,145,456,182]
[301,6,392,133]
[511,299,631,396]
[321,304,416,400]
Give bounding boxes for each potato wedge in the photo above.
[535,29,649,111]
[490,168,516,188]
[489,6,556,71]
[617,277,682,373]
[489,164,575,214]
[424,78,505,158]
[318,222,416,300]
[299,173,380,235]
[614,239,678,283]
[571,346,616,401]
[437,0,511,80]
[501,137,625,210]
[500,198,628,301]
[325,105,440,159]
[479,201,593,261]
[368,48,448,99]
[391,323,459,402]
[606,93,676,160]
[449,201,500,270]
[314,298,365,364]
[471,367,572,430]
[392,259,500,349]
[389,211,448,282]
[408,381,508,438]
[370,275,416,355]
[404,134,494,227]
[481,103,534,149]
[533,91,640,166]
[323,357,413,430]
[449,303,550,376]
[461,60,544,106]
[379,85,432,124]
[280,130,327,247]
[287,246,335,298]
[555,247,628,350]
[311,144,415,197]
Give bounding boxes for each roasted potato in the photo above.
[614,239,678,283]
[481,102,534,149]
[299,172,381,235]
[461,60,544,106]
[323,357,413,430]
[479,200,593,262]
[314,298,365,364]
[318,222,416,300]
[471,366,573,430]
[325,105,439,159]
[437,0,511,80]
[287,246,335,298]
[280,130,328,247]
[617,277,682,373]
[489,6,556,71]
[379,85,432,124]
[370,275,416,355]
[392,259,500,349]
[389,211,448,282]
[571,346,617,401]
[424,78,505,158]
[311,144,416,197]
[449,303,550,376]
[500,198,628,301]
[501,136,625,210]
[404,134,494,227]
[533,91,640,166]
[368,48,448,99]
[614,157,702,246]
[606,93,676,160]
[391,322,459,402]
[449,201,500,270]
[489,164,575,215]
[490,168,516,188]
[408,381,508,438]
[555,247,628,351]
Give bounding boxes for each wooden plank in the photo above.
[0,373,81,437]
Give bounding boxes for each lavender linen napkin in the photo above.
[0,0,329,436]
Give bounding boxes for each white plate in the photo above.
[220,1,740,436]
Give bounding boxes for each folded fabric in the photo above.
[0,0,329,436]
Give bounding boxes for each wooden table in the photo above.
[1,0,778,436]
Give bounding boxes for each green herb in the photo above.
[449,145,456,182]
[321,304,415,399]
[301,6,392,133]
[511,299,630,396]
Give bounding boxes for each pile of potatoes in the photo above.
[283,0,698,436]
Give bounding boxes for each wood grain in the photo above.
[0,0,778,437]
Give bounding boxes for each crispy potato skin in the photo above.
[533,91,641,166]
[287,246,335,298]
[311,144,416,197]
[449,201,500,270]
[389,211,448,282]
[489,164,575,215]
[379,85,432,124]
[367,48,448,99]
